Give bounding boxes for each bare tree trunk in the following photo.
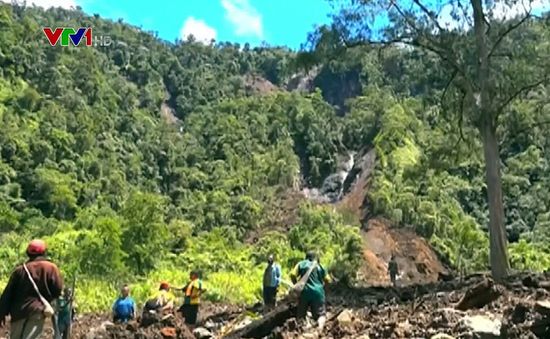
[472,0,510,281]
[481,120,510,281]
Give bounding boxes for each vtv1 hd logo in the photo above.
[43,27,112,47]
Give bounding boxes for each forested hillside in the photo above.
[0,3,549,311]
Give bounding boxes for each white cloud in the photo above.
[437,4,469,31]
[2,0,77,9]
[180,17,217,44]
[221,0,263,38]
[490,0,549,20]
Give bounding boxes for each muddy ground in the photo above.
[35,271,547,338]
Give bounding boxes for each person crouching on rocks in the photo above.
[112,284,135,323]
[140,282,176,326]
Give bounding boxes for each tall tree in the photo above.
[326,0,549,280]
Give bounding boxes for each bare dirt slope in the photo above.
[337,149,448,287]
[359,218,448,286]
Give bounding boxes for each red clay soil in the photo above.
[359,218,449,286]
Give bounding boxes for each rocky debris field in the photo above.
[67,271,550,338]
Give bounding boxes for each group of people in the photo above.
[0,239,206,339]
[112,271,206,329]
[261,251,331,330]
[261,252,399,330]
[0,238,399,338]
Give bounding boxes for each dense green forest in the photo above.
[0,3,549,310]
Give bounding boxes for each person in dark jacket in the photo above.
[0,239,64,339]
[388,255,399,287]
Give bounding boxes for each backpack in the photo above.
[288,261,318,301]
[144,298,161,311]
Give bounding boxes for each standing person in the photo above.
[112,285,135,323]
[290,251,331,331]
[0,239,63,339]
[178,271,206,329]
[262,254,281,312]
[388,255,399,287]
[54,287,76,339]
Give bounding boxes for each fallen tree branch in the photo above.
[224,296,296,339]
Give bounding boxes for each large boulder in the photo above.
[459,314,502,338]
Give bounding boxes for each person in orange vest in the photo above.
[177,271,206,328]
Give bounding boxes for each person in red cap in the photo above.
[0,239,63,339]
[140,281,176,326]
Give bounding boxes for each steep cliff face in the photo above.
[286,64,363,115]
[313,66,362,115]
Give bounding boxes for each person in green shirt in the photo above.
[290,251,331,331]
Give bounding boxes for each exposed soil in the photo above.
[244,75,278,95]
[359,218,449,286]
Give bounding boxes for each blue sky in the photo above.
[20,0,335,49]
[6,0,549,48]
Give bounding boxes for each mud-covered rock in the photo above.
[192,327,212,339]
[336,309,354,326]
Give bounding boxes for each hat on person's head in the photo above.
[159,282,170,290]
[27,239,47,256]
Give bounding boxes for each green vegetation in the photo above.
[1,3,549,311]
